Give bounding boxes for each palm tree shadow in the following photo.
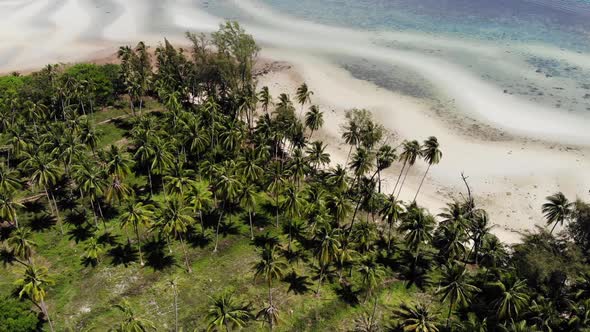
[252,233,280,249]
[108,242,138,267]
[28,213,56,232]
[187,227,212,248]
[251,212,272,229]
[283,271,313,295]
[0,247,18,267]
[81,257,98,268]
[68,224,95,243]
[23,200,45,214]
[97,232,119,246]
[219,219,241,237]
[143,238,176,271]
[335,283,361,306]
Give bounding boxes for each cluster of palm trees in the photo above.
[0,21,589,331]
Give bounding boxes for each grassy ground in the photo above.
[0,102,430,331]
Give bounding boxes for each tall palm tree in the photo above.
[187,180,214,229]
[240,183,258,240]
[7,227,36,264]
[267,161,286,228]
[281,185,306,248]
[0,191,23,228]
[395,140,421,197]
[542,192,574,234]
[14,265,55,332]
[258,86,272,115]
[20,152,61,228]
[489,276,530,321]
[399,206,435,255]
[358,255,385,302]
[315,226,340,295]
[0,164,22,193]
[375,145,396,193]
[214,168,242,252]
[83,237,104,266]
[113,299,156,331]
[304,105,324,139]
[207,291,252,332]
[73,162,107,230]
[306,141,331,171]
[414,137,442,201]
[391,302,439,332]
[253,246,287,331]
[156,198,195,272]
[380,194,404,253]
[296,83,313,116]
[120,201,154,266]
[436,264,480,327]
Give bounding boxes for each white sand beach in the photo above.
[2,0,590,242]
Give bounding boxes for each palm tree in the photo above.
[342,118,361,167]
[240,183,258,240]
[188,180,214,229]
[7,227,36,263]
[120,201,154,266]
[207,291,251,331]
[83,237,104,266]
[104,145,134,180]
[315,226,340,295]
[113,299,156,331]
[73,162,107,229]
[304,105,323,139]
[395,140,421,197]
[258,86,272,115]
[0,164,22,193]
[414,137,442,201]
[306,141,330,170]
[156,198,195,272]
[0,191,23,228]
[214,169,242,252]
[20,152,61,229]
[358,255,385,302]
[489,276,530,321]
[267,161,286,228]
[253,246,287,331]
[399,206,435,255]
[542,192,574,234]
[375,145,396,193]
[14,265,55,332]
[281,185,306,248]
[380,194,404,253]
[436,264,480,327]
[296,83,313,116]
[390,302,439,332]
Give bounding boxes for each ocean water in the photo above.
[197,0,590,122]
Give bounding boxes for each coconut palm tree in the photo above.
[267,161,286,228]
[0,164,22,193]
[20,152,61,227]
[7,227,36,264]
[399,206,435,255]
[436,264,480,327]
[155,198,195,272]
[296,83,313,116]
[14,265,55,332]
[188,180,214,229]
[414,137,442,201]
[0,191,23,228]
[83,237,104,266]
[542,192,574,234]
[489,276,530,321]
[380,194,404,253]
[240,183,258,240]
[120,201,154,266]
[103,145,134,180]
[315,226,340,295]
[73,162,107,229]
[374,144,396,193]
[207,291,252,332]
[253,246,287,331]
[113,299,156,331]
[390,302,439,332]
[258,86,272,115]
[358,255,385,302]
[306,141,330,171]
[395,140,421,197]
[304,105,323,139]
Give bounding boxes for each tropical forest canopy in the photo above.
[0,21,590,331]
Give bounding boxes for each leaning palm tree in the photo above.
[14,265,55,332]
[113,299,156,331]
[207,291,252,332]
[542,192,574,234]
[395,140,421,197]
[414,137,442,201]
[390,302,439,332]
[120,201,154,266]
[253,246,287,331]
[374,144,397,193]
[436,264,480,327]
[304,105,324,139]
[7,227,36,264]
[380,194,404,253]
[296,83,313,116]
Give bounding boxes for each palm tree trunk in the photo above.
[550,222,558,235]
[392,161,407,195]
[135,224,144,266]
[214,201,226,252]
[173,283,179,332]
[89,199,99,229]
[40,299,55,332]
[249,210,254,240]
[387,218,393,253]
[49,191,64,235]
[446,303,453,328]
[413,164,431,202]
[316,265,324,295]
[396,165,412,198]
[179,234,192,273]
[147,169,154,197]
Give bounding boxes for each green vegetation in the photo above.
[1,21,590,331]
